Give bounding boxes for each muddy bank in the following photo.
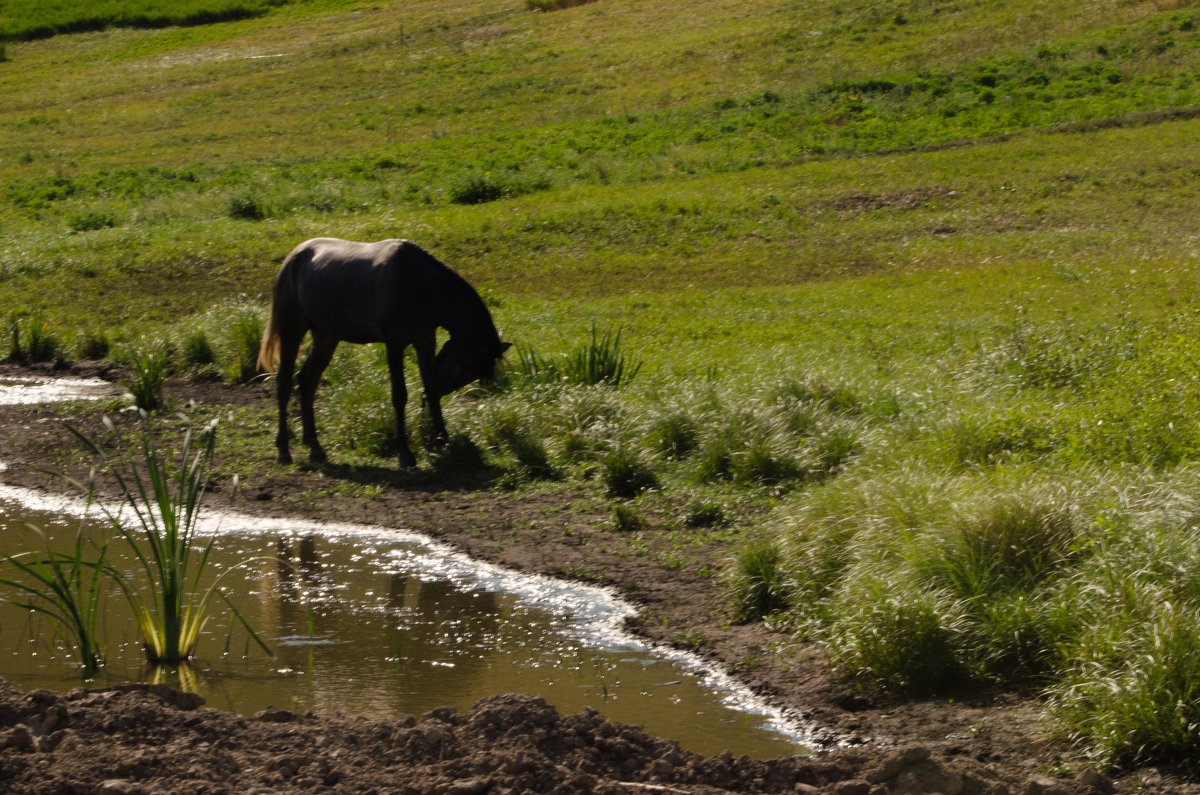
[0,681,1084,794]
[0,364,1192,793]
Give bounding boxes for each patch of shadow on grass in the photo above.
[301,460,503,494]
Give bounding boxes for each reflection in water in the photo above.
[274,534,322,597]
[147,660,203,694]
[0,490,811,759]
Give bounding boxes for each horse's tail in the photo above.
[257,271,285,374]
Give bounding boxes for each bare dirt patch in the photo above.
[0,363,1192,793]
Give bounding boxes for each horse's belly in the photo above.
[339,331,380,345]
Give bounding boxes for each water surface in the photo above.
[0,375,118,405]
[0,487,811,759]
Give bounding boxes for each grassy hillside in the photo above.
[6,0,1200,774]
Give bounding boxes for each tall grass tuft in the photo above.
[6,308,64,365]
[823,575,974,694]
[564,325,641,386]
[224,305,264,382]
[600,444,658,498]
[122,339,170,411]
[549,386,626,464]
[181,331,216,370]
[780,475,1093,693]
[512,325,642,387]
[511,344,562,385]
[915,496,1079,599]
[1050,601,1200,772]
[694,408,817,486]
[0,521,109,676]
[645,407,698,460]
[773,374,861,416]
[186,300,267,383]
[612,503,646,533]
[78,330,110,361]
[67,418,271,664]
[227,193,266,220]
[683,499,728,528]
[448,173,507,205]
[725,537,793,622]
[479,402,557,479]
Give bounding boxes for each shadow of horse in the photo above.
[300,458,505,494]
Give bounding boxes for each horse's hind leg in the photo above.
[297,333,338,463]
[274,334,302,465]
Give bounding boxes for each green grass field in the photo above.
[6,0,1200,773]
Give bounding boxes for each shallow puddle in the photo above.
[0,487,811,759]
[0,375,119,405]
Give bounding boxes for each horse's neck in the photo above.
[437,273,496,345]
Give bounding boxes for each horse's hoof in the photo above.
[276,451,293,465]
[309,448,327,464]
[399,453,417,469]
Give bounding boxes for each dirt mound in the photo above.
[0,679,1090,794]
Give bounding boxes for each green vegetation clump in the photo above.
[600,444,658,498]
[513,326,641,387]
[726,538,792,622]
[0,524,109,675]
[120,339,170,412]
[6,309,63,365]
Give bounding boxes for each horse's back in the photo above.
[274,238,446,343]
[284,237,403,267]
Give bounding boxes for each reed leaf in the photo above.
[0,522,109,676]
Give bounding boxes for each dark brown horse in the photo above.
[257,238,509,468]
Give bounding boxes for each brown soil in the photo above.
[0,363,1192,794]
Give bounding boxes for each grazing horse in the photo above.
[257,238,510,468]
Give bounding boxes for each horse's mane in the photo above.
[402,241,502,348]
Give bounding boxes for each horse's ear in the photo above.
[499,342,513,354]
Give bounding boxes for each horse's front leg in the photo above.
[297,334,338,463]
[414,336,447,447]
[386,344,418,468]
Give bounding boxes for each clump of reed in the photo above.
[67,417,272,664]
[0,418,272,674]
[725,537,793,622]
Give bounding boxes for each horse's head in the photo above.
[431,338,511,396]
